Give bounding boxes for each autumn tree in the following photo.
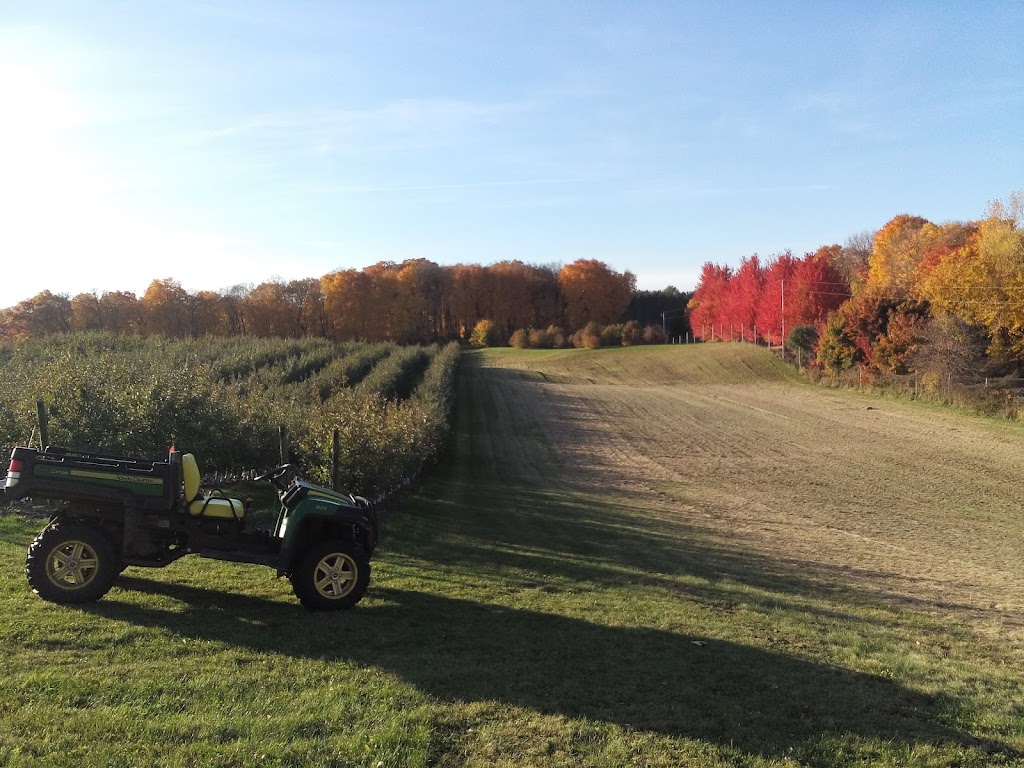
[446,264,489,341]
[865,215,930,296]
[69,292,104,332]
[70,290,147,334]
[819,292,928,374]
[395,259,450,342]
[484,261,558,342]
[790,246,848,326]
[356,262,416,342]
[282,278,326,337]
[469,318,498,347]
[321,269,372,341]
[190,291,229,337]
[220,285,251,336]
[755,252,796,345]
[687,262,732,340]
[0,291,72,339]
[913,222,977,286]
[98,291,143,334]
[726,255,763,341]
[242,279,324,339]
[921,193,1024,361]
[831,230,875,295]
[558,259,635,331]
[911,313,988,386]
[141,279,191,337]
[817,313,863,373]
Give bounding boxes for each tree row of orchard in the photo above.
[0,334,460,489]
[0,258,685,346]
[688,193,1024,385]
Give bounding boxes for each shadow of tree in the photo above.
[94,579,1017,763]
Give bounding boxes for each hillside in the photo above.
[479,342,798,386]
[3,342,1024,766]
[395,343,1024,764]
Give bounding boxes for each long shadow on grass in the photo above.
[391,480,978,625]
[95,577,1016,763]
[67,356,1019,761]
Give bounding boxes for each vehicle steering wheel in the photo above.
[254,464,292,490]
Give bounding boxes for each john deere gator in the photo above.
[4,445,377,610]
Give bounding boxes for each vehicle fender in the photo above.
[278,497,375,576]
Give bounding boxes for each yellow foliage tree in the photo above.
[921,193,1024,359]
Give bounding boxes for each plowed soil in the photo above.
[472,344,1024,645]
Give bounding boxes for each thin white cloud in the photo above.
[189,98,535,149]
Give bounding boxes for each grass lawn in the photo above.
[2,344,1023,766]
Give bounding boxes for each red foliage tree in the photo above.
[725,255,764,341]
[756,252,796,345]
[790,246,849,327]
[688,262,732,341]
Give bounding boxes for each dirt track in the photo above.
[472,346,1024,644]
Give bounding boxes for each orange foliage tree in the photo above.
[141,279,192,337]
[321,269,374,342]
[558,259,635,331]
[0,291,72,339]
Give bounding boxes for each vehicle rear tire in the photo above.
[290,540,370,610]
[25,522,121,604]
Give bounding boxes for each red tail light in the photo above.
[6,458,23,488]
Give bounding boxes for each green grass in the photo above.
[479,342,799,386]
[2,344,1023,766]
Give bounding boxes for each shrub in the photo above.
[788,325,819,357]
[546,325,568,349]
[642,324,667,344]
[469,319,498,347]
[509,328,530,349]
[621,320,643,346]
[818,315,862,374]
[600,323,625,347]
[528,327,553,349]
[571,322,603,349]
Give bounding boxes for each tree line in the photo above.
[688,192,1024,386]
[0,258,687,345]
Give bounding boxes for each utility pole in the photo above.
[780,279,785,352]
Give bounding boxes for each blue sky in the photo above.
[1,1,1021,308]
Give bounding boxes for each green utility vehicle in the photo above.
[4,445,378,610]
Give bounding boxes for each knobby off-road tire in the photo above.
[25,522,121,604]
[291,540,370,611]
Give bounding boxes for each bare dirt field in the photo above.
[475,345,1024,647]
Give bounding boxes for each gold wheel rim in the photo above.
[46,540,100,590]
[312,552,358,599]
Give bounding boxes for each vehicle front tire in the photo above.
[290,540,370,610]
[25,522,121,604]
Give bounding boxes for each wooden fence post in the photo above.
[36,400,49,449]
[332,428,340,491]
[279,425,289,464]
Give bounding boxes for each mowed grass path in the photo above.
[3,344,1024,766]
